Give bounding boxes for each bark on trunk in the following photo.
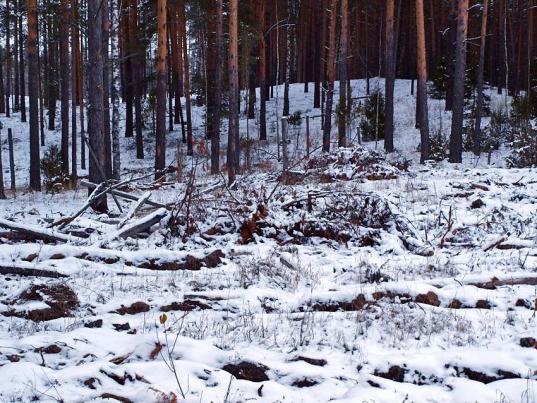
[5,1,11,117]
[449,0,468,163]
[384,0,396,152]
[322,0,338,153]
[179,0,193,156]
[211,0,223,175]
[102,0,112,177]
[228,0,239,184]
[18,5,26,122]
[27,0,41,190]
[88,0,108,211]
[473,0,489,156]
[416,0,430,163]
[60,0,70,175]
[258,0,267,141]
[111,0,121,179]
[155,0,167,179]
[338,0,349,148]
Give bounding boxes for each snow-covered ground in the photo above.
[0,80,535,403]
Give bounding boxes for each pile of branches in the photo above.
[239,190,433,256]
[305,147,410,182]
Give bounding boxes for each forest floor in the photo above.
[0,80,535,403]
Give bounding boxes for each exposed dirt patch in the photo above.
[138,250,225,271]
[520,337,537,349]
[160,300,211,312]
[374,365,406,383]
[99,393,133,403]
[83,377,100,389]
[113,322,131,331]
[3,283,78,321]
[222,361,270,382]
[84,319,103,328]
[149,343,163,360]
[35,344,62,354]
[414,292,440,307]
[292,378,319,387]
[475,300,492,309]
[292,356,327,367]
[114,301,150,315]
[453,366,520,384]
[307,294,367,312]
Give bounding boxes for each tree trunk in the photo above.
[313,0,321,109]
[0,49,5,115]
[14,0,19,113]
[206,1,216,140]
[449,0,468,163]
[473,0,489,156]
[71,0,79,185]
[283,0,297,117]
[121,0,133,137]
[47,14,57,131]
[445,0,457,110]
[155,0,167,179]
[18,6,26,123]
[179,0,193,156]
[338,0,349,148]
[384,0,396,152]
[27,0,41,190]
[323,0,338,153]
[78,25,86,170]
[5,1,11,117]
[211,0,223,174]
[60,0,70,175]
[258,0,267,141]
[228,0,239,184]
[102,0,112,177]
[416,0,430,163]
[88,0,108,212]
[111,0,121,179]
[130,0,144,159]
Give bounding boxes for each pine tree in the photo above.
[384,0,396,152]
[88,0,107,211]
[228,0,239,184]
[416,0,430,163]
[155,0,167,179]
[27,0,41,190]
[449,0,468,163]
[322,0,338,153]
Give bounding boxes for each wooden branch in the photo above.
[81,180,169,209]
[53,182,108,229]
[118,191,153,228]
[0,218,81,243]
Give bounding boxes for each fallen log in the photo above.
[11,244,226,272]
[0,264,68,278]
[98,208,169,246]
[469,276,537,290]
[0,218,81,243]
[81,180,169,209]
[115,208,168,239]
[118,191,153,228]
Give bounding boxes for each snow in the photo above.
[0,79,535,402]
